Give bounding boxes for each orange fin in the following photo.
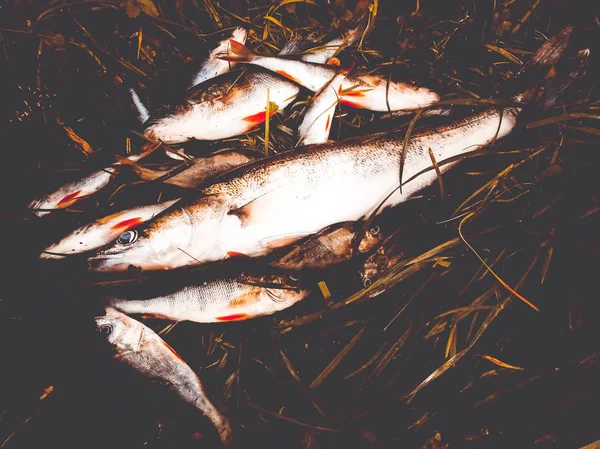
[227,251,251,259]
[57,190,83,207]
[110,217,144,232]
[217,39,256,62]
[327,57,341,67]
[216,313,249,322]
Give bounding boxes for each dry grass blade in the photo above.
[242,401,340,432]
[481,355,524,371]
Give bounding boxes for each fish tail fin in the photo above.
[540,47,590,110]
[230,27,248,45]
[217,39,257,62]
[507,25,577,106]
[129,88,150,124]
[211,27,248,57]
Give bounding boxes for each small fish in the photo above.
[41,199,179,259]
[88,26,575,272]
[190,27,248,88]
[29,144,160,217]
[219,40,440,112]
[120,148,261,189]
[358,233,411,295]
[269,221,383,271]
[143,70,300,144]
[296,68,348,146]
[95,307,234,448]
[278,21,365,63]
[106,274,308,323]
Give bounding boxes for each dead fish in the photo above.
[297,68,348,146]
[358,232,411,294]
[143,70,300,144]
[278,20,365,63]
[106,274,308,323]
[29,143,160,217]
[219,40,440,112]
[88,27,574,272]
[95,307,234,448]
[269,221,383,271]
[41,199,179,259]
[190,27,248,88]
[120,148,261,189]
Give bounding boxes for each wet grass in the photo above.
[1,0,600,448]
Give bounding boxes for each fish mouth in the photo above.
[40,250,68,260]
[88,255,129,272]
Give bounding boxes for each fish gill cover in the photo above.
[0,1,600,449]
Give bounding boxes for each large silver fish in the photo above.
[219,40,440,112]
[88,27,574,272]
[95,307,234,447]
[106,273,308,323]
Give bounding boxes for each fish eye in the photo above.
[97,324,113,335]
[363,277,372,288]
[369,226,380,236]
[117,230,138,245]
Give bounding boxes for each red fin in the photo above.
[327,57,341,67]
[243,110,275,126]
[161,340,185,363]
[57,190,83,207]
[217,39,255,62]
[275,69,301,85]
[227,251,251,259]
[340,98,363,108]
[343,90,366,97]
[325,115,331,131]
[216,313,249,322]
[110,217,143,231]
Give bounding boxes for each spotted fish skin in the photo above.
[95,307,234,447]
[107,275,308,323]
[143,70,300,144]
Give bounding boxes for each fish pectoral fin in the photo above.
[259,233,311,251]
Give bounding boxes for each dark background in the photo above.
[1,0,600,448]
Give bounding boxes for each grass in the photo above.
[0,0,600,448]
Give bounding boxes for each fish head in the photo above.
[359,247,389,289]
[388,81,441,110]
[358,224,385,253]
[94,307,145,354]
[88,196,225,271]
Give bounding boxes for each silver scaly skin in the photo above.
[107,274,308,323]
[95,307,235,448]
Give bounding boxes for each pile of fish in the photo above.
[28,20,585,447]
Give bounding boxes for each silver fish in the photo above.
[143,70,300,144]
[41,199,179,259]
[88,27,573,272]
[106,274,308,323]
[95,307,234,447]
[297,69,348,146]
[219,40,440,112]
[190,27,248,88]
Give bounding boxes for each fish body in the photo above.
[125,148,261,189]
[107,275,308,323]
[269,221,382,271]
[219,40,440,112]
[29,168,117,217]
[297,70,347,146]
[190,27,248,88]
[144,70,300,144]
[95,307,234,447]
[89,105,520,272]
[41,199,179,259]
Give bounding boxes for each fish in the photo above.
[278,20,365,63]
[358,232,411,294]
[142,70,300,144]
[28,143,161,217]
[95,307,234,448]
[218,40,440,112]
[41,199,179,259]
[106,273,309,323]
[88,26,574,272]
[296,68,348,146]
[190,27,248,88]
[120,148,261,189]
[269,221,383,271]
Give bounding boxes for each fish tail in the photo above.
[230,27,248,45]
[129,88,150,124]
[509,25,577,106]
[217,39,257,62]
[540,47,590,110]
